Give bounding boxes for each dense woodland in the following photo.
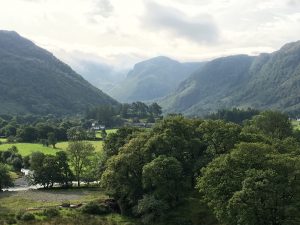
[1,109,300,225]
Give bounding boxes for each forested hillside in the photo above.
[109,56,203,102]
[160,41,300,116]
[0,31,118,115]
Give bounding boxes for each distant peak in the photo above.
[279,40,300,53]
[0,30,20,36]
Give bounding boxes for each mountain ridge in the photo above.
[0,30,118,115]
[108,56,204,102]
[160,41,300,116]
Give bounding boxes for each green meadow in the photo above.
[0,129,117,156]
[0,143,60,156]
[292,120,300,130]
[0,141,103,156]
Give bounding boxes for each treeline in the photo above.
[99,111,300,224]
[0,114,101,144]
[85,102,162,126]
[206,107,260,124]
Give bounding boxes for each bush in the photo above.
[43,208,60,218]
[21,212,35,221]
[61,202,70,208]
[16,210,25,220]
[81,201,110,215]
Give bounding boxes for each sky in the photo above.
[0,0,300,69]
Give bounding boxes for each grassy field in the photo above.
[96,129,118,138]
[56,141,103,152]
[0,137,7,143]
[292,120,300,130]
[0,141,104,156]
[0,143,60,156]
[0,129,116,156]
[0,188,136,225]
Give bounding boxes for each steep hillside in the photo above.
[0,31,118,115]
[64,59,127,93]
[161,41,300,116]
[108,56,203,102]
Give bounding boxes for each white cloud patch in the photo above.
[1,0,300,68]
[143,2,219,44]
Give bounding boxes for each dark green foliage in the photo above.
[101,116,211,220]
[43,208,60,218]
[81,201,110,215]
[136,195,169,224]
[86,102,163,126]
[0,30,118,115]
[0,146,23,172]
[103,127,141,157]
[246,111,293,139]
[142,156,185,204]
[47,132,57,148]
[0,163,13,190]
[207,108,259,124]
[16,126,38,142]
[30,151,73,188]
[20,212,35,221]
[197,142,300,225]
[161,41,300,116]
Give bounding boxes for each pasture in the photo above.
[0,141,103,156]
[292,120,300,130]
[0,129,117,156]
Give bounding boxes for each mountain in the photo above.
[72,61,127,93]
[108,56,203,103]
[0,31,118,115]
[160,41,300,116]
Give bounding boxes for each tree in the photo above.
[47,132,57,148]
[30,151,73,188]
[197,142,300,225]
[55,151,73,187]
[16,126,38,142]
[142,155,185,205]
[149,103,162,117]
[136,194,169,224]
[246,111,293,140]
[67,141,95,187]
[67,127,87,141]
[101,129,107,141]
[101,133,150,215]
[0,163,13,191]
[198,120,241,155]
[103,127,141,157]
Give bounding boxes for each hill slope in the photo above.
[0,31,118,115]
[108,56,203,102]
[160,41,300,116]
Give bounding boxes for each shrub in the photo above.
[43,208,60,218]
[16,210,25,220]
[21,212,35,221]
[61,202,70,208]
[81,201,110,215]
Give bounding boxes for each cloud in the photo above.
[92,0,114,18]
[287,0,300,6]
[142,1,219,44]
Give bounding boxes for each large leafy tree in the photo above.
[142,155,185,205]
[245,111,293,140]
[67,141,95,187]
[197,142,300,225]
[198,119,241,155]
[101,133,149,215]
